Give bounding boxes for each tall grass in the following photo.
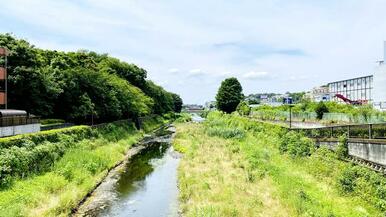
[0,116,166,216]
[174,111,385,216]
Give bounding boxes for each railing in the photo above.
[294,122,386,140]
[0,116,40,127]
[251,110,386,124]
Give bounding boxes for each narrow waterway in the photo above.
[74,125,180,217]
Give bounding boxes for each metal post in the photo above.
[347,125,350,138]
[331,127,333,138]
[4,55,7,109]
[289,106,292,129]
[369,124,372,139]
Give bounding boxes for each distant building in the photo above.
[183,104,204,113]
[328,75,373,103]
[204,101,216,110]
[260,95,268,104]
[309,85,330,102]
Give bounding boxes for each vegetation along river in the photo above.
[74,125,180,217]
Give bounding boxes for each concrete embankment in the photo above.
[316,138,386,169]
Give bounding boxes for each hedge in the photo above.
[0,117,166,188]
[0,126,93,149]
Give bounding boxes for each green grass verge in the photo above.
[174,112,385,216]
[0,117,165,216]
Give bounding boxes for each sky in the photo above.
[1,0,386,104]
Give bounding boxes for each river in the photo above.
[74,125,180,217]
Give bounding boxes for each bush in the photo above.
[175,113,192,123]
[336,135,348,159]
[0,126,93,149]
[236,101,251,116]
[280,131,315,158]
[40,119,65,125]
[337,165,386,211]
[206,127,245,139]
[315,101,329,120]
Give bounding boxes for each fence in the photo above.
[294,122,386,140]
[0,116,40,127]
[251,110,386,124]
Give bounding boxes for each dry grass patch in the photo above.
[174,123,291,217]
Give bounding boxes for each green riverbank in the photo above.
[0,117,166,217]
[173,112,386,216]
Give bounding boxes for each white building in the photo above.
[373,42,386,110]
[309,85,330,102]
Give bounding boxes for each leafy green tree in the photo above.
[315,101,329,120]
[143,81,174,115]
[171,93,183,113]
[0,33,179,123]
[216,77,243,113]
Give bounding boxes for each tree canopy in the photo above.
[215,77,243,113]
[0,33,182,123]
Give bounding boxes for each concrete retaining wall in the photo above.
[316,139,386,166]
[349,142,386,166]
[0,124,40,137]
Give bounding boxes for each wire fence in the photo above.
[0,116,40,127]
[251,111,386,124]
[294,122,386,140]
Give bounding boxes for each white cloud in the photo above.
[1,0,386,104]
[188,68,207,77]
[168,68,180,73]
[243,71,271,80]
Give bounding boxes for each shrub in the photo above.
[336,135,348,159]
[280,131,315,158]
[0,126,93,149]
[175,113,192,123]
[40,119,65,125]
[337,165,386,211]
[206,127,245,139]
[236,101,251,116]
[315,101,329,120]
[337,166,358,193]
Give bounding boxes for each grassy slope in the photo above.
[0,119,164,217]
[174,115,383,217]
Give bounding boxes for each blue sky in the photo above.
[1,0,386,104]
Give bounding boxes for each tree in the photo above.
[0,33,179,123]
[171,93,183,113]
[315,101,329,120]
[215,77,243,113]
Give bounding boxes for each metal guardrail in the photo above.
[293,122,386,140]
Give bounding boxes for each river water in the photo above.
[74,126,180,217]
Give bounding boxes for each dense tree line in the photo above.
[0,34,182,123]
